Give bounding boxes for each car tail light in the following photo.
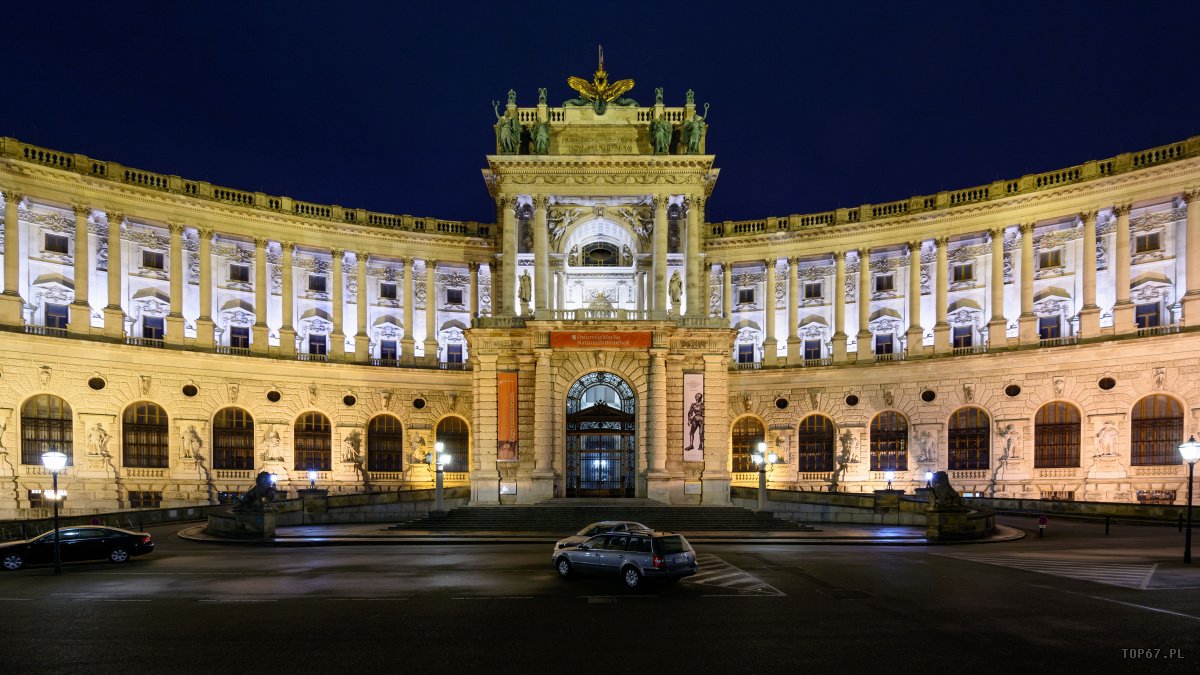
[141,536,152,544]
[652,555,665,569]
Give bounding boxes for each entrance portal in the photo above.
[565,372,636,497]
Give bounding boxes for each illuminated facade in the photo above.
[1,68,1199,518]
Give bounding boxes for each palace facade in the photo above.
[1,72,1199,518]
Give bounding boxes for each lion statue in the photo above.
[927,471,967,511]
[233,471,277,511]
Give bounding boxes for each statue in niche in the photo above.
[683,104,709,154]
[1094,421,1119,458]
[838,430,860,464]
[997,423,1022,460]
[831,441,851,492]
[531,121,550,155]
[181,425,203,459]
[518,271,532,304]
[650,117,672,154]
[569,245,580,267]
[669,271,683,310]
[916,431,935,463]
[87,423,111,457]
[621,245,632,267]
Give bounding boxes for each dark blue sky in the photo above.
[5,2,1198,224]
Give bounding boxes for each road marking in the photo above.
[682,554,785,596]
[197,599,279,603]
[1030,584,1200,622]
[0,597,32,601]
[451,596,533,600]
[936,553,1158,590]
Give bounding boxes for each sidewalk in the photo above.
[177,522,1026,546]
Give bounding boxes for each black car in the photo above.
[1,526,154,570]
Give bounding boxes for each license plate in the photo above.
[673,554,688,563]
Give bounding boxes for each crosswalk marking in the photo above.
[937,552,1158,590]
[683,554,785,596]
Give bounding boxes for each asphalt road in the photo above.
[1,517,1197,674]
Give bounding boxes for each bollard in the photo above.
[1105,516,1110,535]
[1038,515,1048,538]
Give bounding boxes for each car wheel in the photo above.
[109,547,131,564]
[622,566,642,589]
[555,557,573,579]
[2,553,24,571]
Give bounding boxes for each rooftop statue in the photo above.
[565,45,636,115]
[531,120,550,154]
[683,103,709,154]
[650,117,671,154]
[492,100,520,154]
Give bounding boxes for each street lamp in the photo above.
[751,441,778,512]
[307,469,318,490]
[41,450,68,575]
[884,470,895,491]
[924,470,933,487]
[1179,435,1200,564]
[426,441,451,514]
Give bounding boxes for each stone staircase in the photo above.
[389,498,815,533]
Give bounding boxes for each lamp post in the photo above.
[1179,435,1200,564]
[752,441,778,512]
[427,441,451,514]
[924,471,933,488]
[41,450,68,575]
[307,469,318,490]
[884,470,895,491]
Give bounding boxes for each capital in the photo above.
[1180,189,1200,205]
[1079,210,1098,225]
[652,194,667,209]
[1111,202,1132,218]
[987,227,1005,241]
[254,237,270,248]
[1018,222,1036,235]
[1,190,21,204]
[468,261,479,273]
[531,195,549,209]
[198,227,214,241]
[425,259,438,270]
[279,240,295,255]
[832,249,846,262]
[167,222,184,236]
[856,247,871,260]
[71,203,91,218]
[497,195,515,210]
[107,212,125,227]
[933,236,949,248]
[356,251,370,264]
[906,240,921,254]
[330,248,345,262]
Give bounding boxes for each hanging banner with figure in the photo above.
[497,371,519,461]
[682,373,705,462]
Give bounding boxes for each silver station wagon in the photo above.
[554,521,650,550]
[553,530,698,589]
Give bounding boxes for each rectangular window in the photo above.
[128,491,163,509]
[379,340,398,361]
[737,288,755,305]
[1134,232,1161,254]
[1135,303,1160,329]
[446,288,464,305]
[308,334,327,355]
[229,264,250,283]
[230,326,250,349]
[874,333,894,355]
[45,303,69,329]
[44,233,69,255]
[308,274,327,293]
[1037,249,1062,270]
[952,325,973,348]
[803,282,822,299]
[143,316,165,340]
[446,343,463,364]
[803,339,822,360]
[1038,316,1060,340]
[736,343,755,363]
[28,490,47,509]
[380,282,397,300]
[874,274,894,292]
[952,263,974,283]
[142,250,165,270]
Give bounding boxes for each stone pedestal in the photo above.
[701,477,731,505]
[646,473,672,503]
[987,318,1007,349]
[206,508,277,539]
[874,489,903,511]
[69,303,92,335]
[926,507,994,541]
[166,315,186,346]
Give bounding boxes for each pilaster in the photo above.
[856,248,873,362]
[1018,222,1038,345]
[1079,210,1101,339]
[685,195,703,316]
[423,259,438,365]
[355,251,369,362]
[1181,191,1200,325]
[762,258,777,365]
[933,236,950,353]
[905,241,924,357]
[196,228,214,348]
[786,257,800,363]
[530,349,554,501]
[69,204,92,334]
[721,262,732,318]
[987,227,1007,348]
[251,238,269,355]
[832,250,847,364]
[0,191,22,325]
[700,353,730,505]
[652,194,668,312]
[532,196,549,312]
[165,223,185,345]
[102,211,125,338]
[401,256,415,363]
[279,241,295,357]
[471,353,501,504]
[1111,203,1134,334]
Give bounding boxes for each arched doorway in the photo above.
[565,371,636,497]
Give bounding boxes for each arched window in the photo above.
[796,415,835,472]
[21,395,73,465]
[731,417,765,473]
[294,412,332,471]
[1034,402,1081,468]
[1131,395,1183,466]
[948,407,990,471]
[870,411,908,471]
[213,407,254,470]
[123,402,169,468]
[367,415,405,472]
[435,416,470,470]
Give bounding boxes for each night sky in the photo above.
[5,2,1198,225]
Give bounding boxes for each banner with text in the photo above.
[682,373,705,462]
[497,371,519,462]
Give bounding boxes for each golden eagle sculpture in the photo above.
[566,45,636,114]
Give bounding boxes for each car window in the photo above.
[579,525,602,536]
[583,535,606,549]
[655,535,688,555]
[606,536,628,551]
[630,537,652,553]
[75,529,107,539]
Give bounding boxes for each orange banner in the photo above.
[549,331,653,349]
[497,371,519,462]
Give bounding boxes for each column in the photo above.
[560,268,569,312]
[251,238,269,355]
[196,228,214,347]
[533,196,549,314]
[1018,222,1038,344]
[279,242,295,357]
[933,237,950,353]
[787,257,800,363]
[763,259,777,365]
[701,354,731,505]
[652,194,668,313]
[469,262,479,318]
[103,211,125,338]
[532,349,554,497]
[988,227,1007,348]
[1079,210,1100,339]
[1110,204,1133,334]
[1181,191,1200,325]
[647,349,670,501]
[69,204,91,334]
[423,259,438,365]
[165,223,185,345]
[856,248,872,361]
[470,353,500,504]
[500,196,518,316]
[685,195,703,316]
[832,251,848,364]
[722,262,732,319]
[400,257,415,362]
[355,251,369,362]
[0,191,22,324]
[906,241,923,357]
